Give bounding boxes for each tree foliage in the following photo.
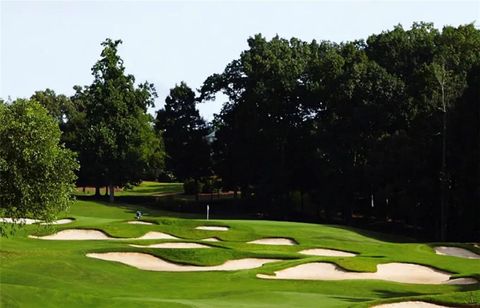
[0,99,78,234]
[200,23,480,240]
[155,82,211,186]
[75,39,164,201]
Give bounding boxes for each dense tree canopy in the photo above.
[155,82,211,190]
[200,23,480,240]
[0,99,78,234]
[74,39,164,201]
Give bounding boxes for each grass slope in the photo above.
[1,184,479,307]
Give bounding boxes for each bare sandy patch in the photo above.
[257,262,477,285]
[30,229,111,240]
[40,219,74,225]
[248,238,297,245]
[444,277,478,285]
[195,226,229,231]
[128,221,154,225]
[374,301,449,308]
[30,229,179,241]
[434,246,480,259]
[130,242,211,249]
[201,237,220,242]
[299,248,356,257]
[0,218,41,224]
[136,231,179,240]
[87,252,279,272]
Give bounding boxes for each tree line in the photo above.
[194,22,478,241]
[1,23,478,240]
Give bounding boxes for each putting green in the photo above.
[1,198,479,307]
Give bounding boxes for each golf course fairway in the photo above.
[1,198,479,307]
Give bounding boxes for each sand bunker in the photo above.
[434,246,480,259]
[299,248,356,257]
[248,238,297,245]
[257,262,477,285]
[30,229,179,241]
[128,221,154,225]
[30,229,111,240]
[374,302,448,308]
[130,242,211,249]
[87,252,279,272]
[201,237,220,242]
[444,277,478,285]
[195,226,229,231]
[40,219,74,225]
[136,231,179,240]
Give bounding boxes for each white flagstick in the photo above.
[207,204,210,220]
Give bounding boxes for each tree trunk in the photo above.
[109,184,114,203]
[95,186,100,197]
[104,186,109,197]
[300,190,304,213]
[440,79,448,241]
[440,107,448,241]
[435,64,448,241]
[195,179,199,202]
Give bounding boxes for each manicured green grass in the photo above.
[76,181,184,197]
[1,188,479,307]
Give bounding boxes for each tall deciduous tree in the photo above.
[0,99,78,235]
[155,82,211,194]
[78,38,163,201]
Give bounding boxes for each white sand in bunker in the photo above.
[257,262,478,285]
[86,252,280,272]
[434,246,480,259]
[1,218,74,225]
[201,237,220,242]
[30,229,111,240]
[374,301,448,308]
[127,221,154,225]
[195,226,229,231]
[248,238,297,245]
[40,219,74,225]
[136,231,179,240]
[130,242,211,249]
[30,229,179,240]
[299,248,356,257]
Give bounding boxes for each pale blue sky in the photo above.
[1,1,479,120]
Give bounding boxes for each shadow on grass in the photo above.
[373,289,425,299]
[326,224,419,243]
[330,296,372,303]
[76,194,262,221]
[77,194,424,243]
